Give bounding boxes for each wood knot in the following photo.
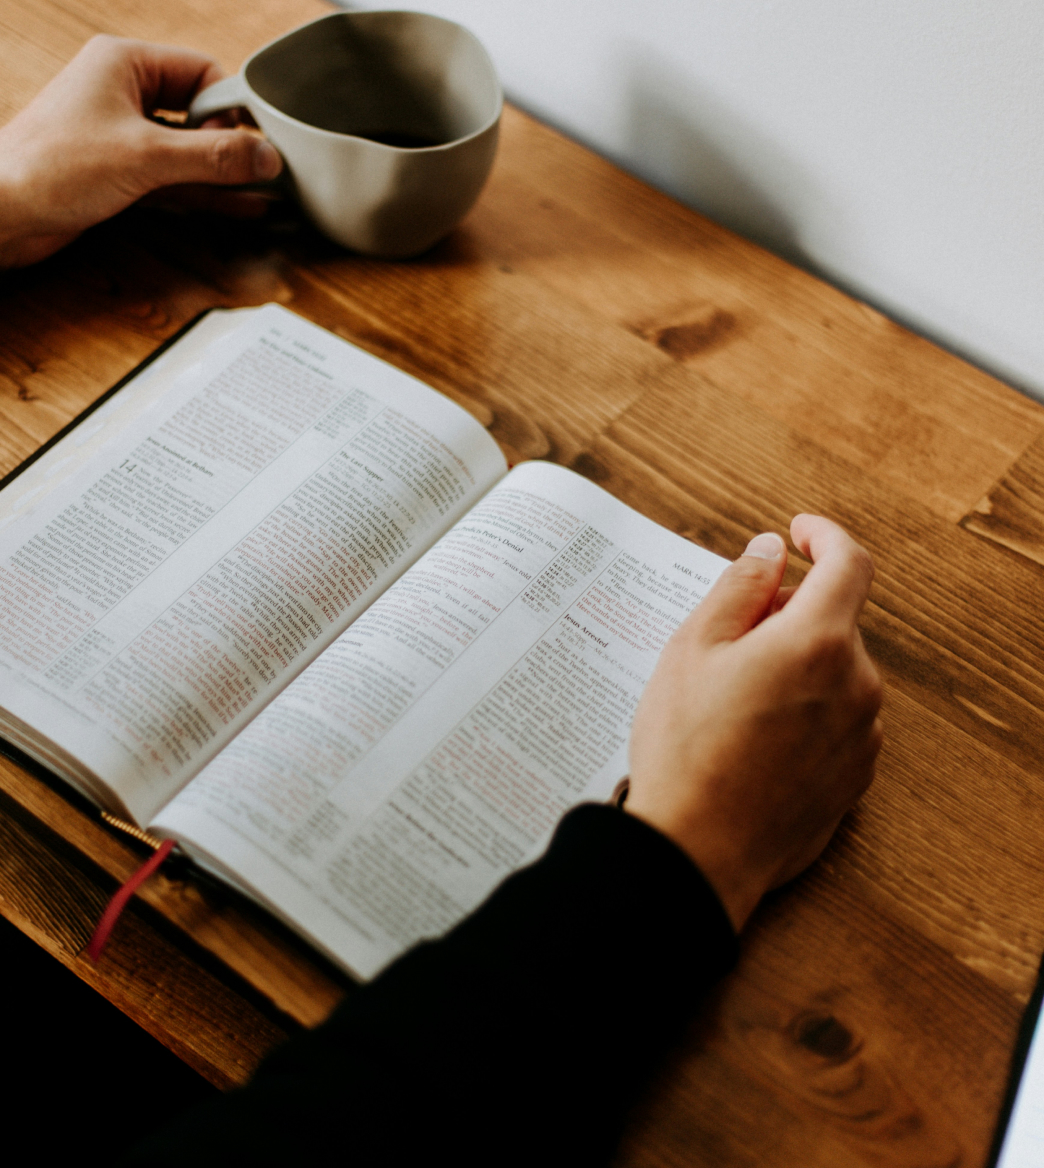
[791,1011,858,1063]
[649,309,737,360]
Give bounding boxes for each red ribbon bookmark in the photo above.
[86,838,176,962]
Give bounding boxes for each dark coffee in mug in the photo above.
[244,16,461,149]
[189,11,502,257]
[353,130,446,149]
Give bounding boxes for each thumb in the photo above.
[689,532,788,645]
[144,126,283,189]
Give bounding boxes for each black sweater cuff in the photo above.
[123,803,738,1167]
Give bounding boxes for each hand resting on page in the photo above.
[627,513,883,931]
[0,35,282,269]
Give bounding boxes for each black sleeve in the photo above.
[121,803,738,1168]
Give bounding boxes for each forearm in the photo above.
[0,150,43,268]
[122,804,737,1167]
[0,105,103,268]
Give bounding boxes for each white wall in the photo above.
[347,0,1044,402]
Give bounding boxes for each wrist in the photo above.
[0,163,27,267]
[677,842,764,933]
[623,798,766,932]
[0,135,41,268]
[0,124,79,269]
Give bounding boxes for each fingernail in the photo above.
[743,532,785,560]
[252,139,283,180]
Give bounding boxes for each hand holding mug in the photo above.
[0,35,283,270]
[0,13,502,269]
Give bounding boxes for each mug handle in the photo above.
[186,75,251,127]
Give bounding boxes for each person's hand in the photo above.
[0,35,283,269]
[626,515,883,932]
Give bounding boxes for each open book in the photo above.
[0,304,727,980]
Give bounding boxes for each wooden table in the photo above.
[4,1,1044,1163]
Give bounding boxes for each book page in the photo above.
[153,462,729,979]
[0,305,505,823]
[0,308,248,524]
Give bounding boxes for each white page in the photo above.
[154,462,729,979]
[996,1004,1044,1167]
[0,308,248,527]
[0,304,505,822]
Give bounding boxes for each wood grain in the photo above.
[1,0,1043,1162]
[0,778,292,1086]
[962,431,1044,566]
[481,108,1044,524]
[617,871,1020,1167]
[0,752,348,1027]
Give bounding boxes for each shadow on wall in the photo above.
[620,49,1039,398]
[624,48,839,273]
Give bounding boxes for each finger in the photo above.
[868,715,885,763]
[143,125,283,189]
[200,109,258,130]
[200,112,240,130]
[140,185,277,217]
[687,532,788,646]
[131,42,228,111]
[785,514,874,630]
[772,732,881,890]
[851,630,884,719]
[768,585,797,616]
[81,36,225,112]
[841,719,883,802]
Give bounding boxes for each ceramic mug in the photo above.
[188,10,502,258]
